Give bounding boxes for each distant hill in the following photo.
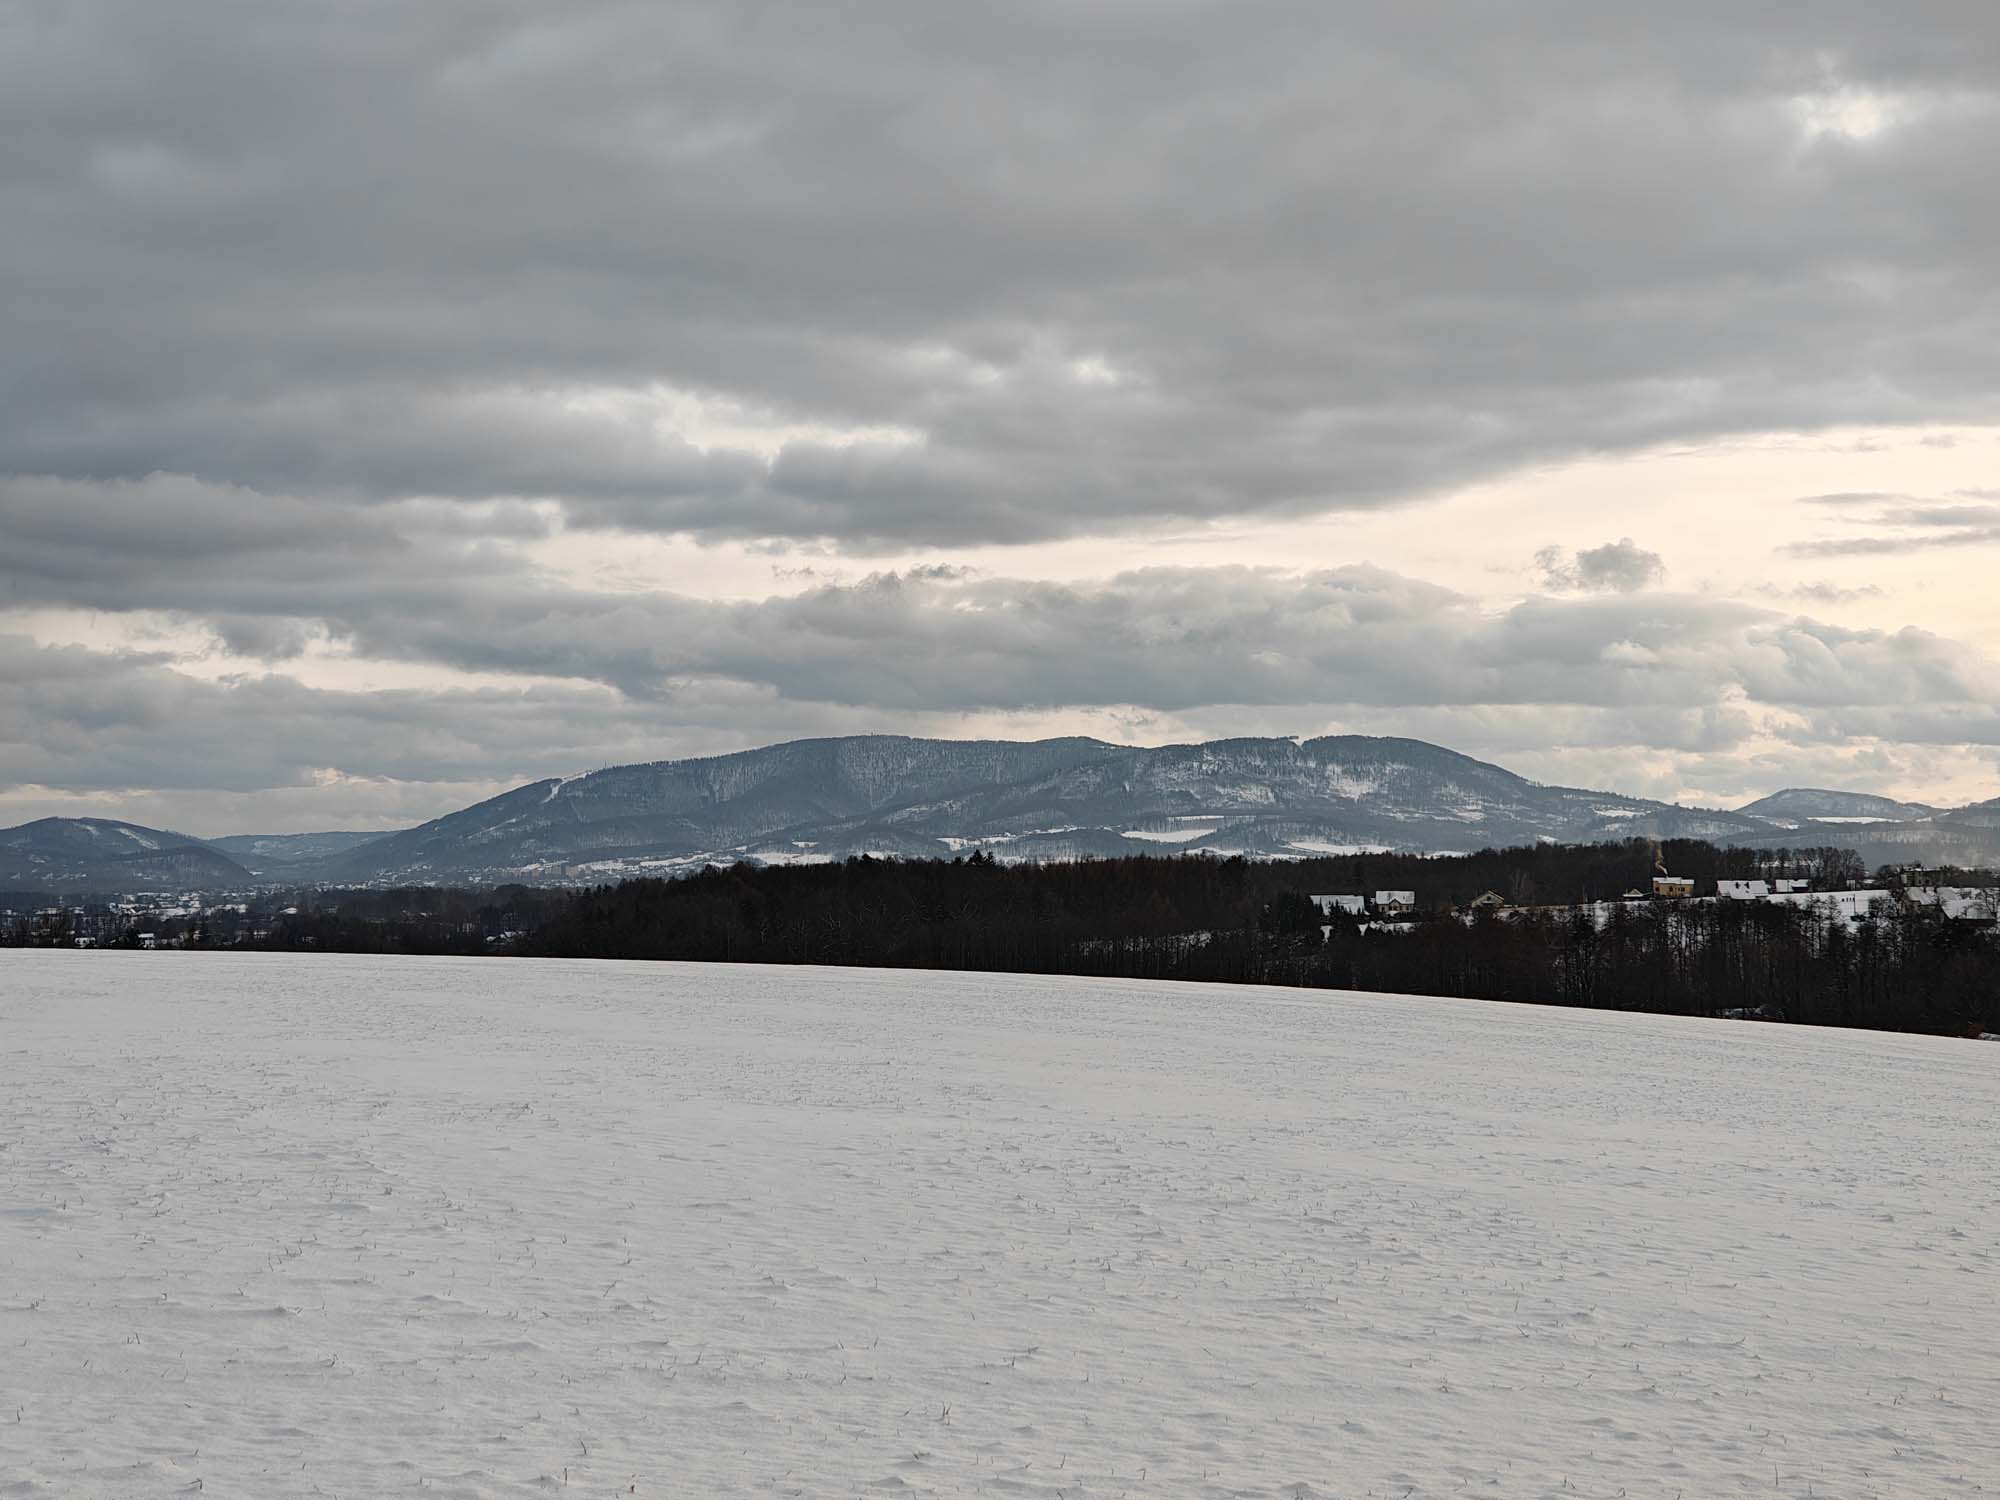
[28,739,1997,890]
[1733,788,2000,871]
[306,736,1123,883]
[0,818,252,890]
[294,733,1803,885]
[204,831,390,875]
[1945,795,2000,828]
[1737,788,1942,825]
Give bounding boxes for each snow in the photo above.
[1905,886,2000,921]
[1320,768,1380,799]
[4,953,1999,1499]
[941,829,1078,850]
[1717,879,1770,900]
[741,848,836,867]
[1761,889,1893,920]
[1121,826,1220,843]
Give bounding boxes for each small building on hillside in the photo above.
[1772,878,1811,894]
[1765,888,1890,921]
[1904,887,1999,922]
[1652,875,1696,899]
[1717,879,1770,900]
[1372,890,1417,913]
[1311,893,1366,917]
[1467,890,1508,910]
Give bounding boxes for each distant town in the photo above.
[8,844,1994,956]
[1311,867,2000,934]
[1,885,542,951]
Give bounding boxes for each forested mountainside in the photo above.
[17,736,2000,890]
[284,734,1809,884]
[0,817,250,888]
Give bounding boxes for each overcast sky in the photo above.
[6,1,2000,833]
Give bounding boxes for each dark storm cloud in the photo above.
[6,2,2000,547]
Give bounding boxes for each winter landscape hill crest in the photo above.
[0,816,253,890]
[5,734,1997,889]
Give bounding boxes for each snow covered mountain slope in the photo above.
[1736,788,1941,826]
[306,735,1123,882]
[293,734,1809,884]
[0,817,252,889]
[30,738,2000,888]
[204,831,388,874]
[1730,790,2000,870]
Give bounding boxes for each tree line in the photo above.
[15,840,1994,1037]
[521,841,1995,1036]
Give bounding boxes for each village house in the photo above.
[1720,878,1814,900]
[1902,887,1999,922]
[1717,879,1768,900]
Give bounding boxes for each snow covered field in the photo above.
[3,954,1997,1498]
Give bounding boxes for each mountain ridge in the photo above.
[8,737,1994,889]
[294,734,1997,885]
[0,817,252,889]
[1735,788,1943,823]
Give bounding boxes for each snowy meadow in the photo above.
[2,953,1997,1498]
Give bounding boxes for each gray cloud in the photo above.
[1535,538,1667,594]
[9,543,2000,821]
[1786,528,2000,555]
[1878,503,2000,526]
[5,4,2000,547]
[5,473,1991,722]
[1760,580,1886,605]
[10,584,2000,833]
[9,4,2000,827]
[0,633,911,831]
[1786,497,2000,553]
